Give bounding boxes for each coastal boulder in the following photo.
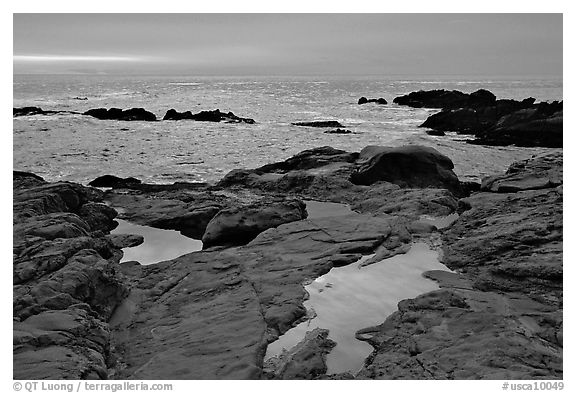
[202,199,308,248]
[350,145,462,196]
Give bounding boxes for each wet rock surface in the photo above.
[355,153,562,379]
[96,145,456,379]
[13,146,562,380]
[13,172,127,379]
[263,328,336,379]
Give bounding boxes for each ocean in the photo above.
[13,74,563,185]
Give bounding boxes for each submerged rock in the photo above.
[426,129,446,136]
[292,120,344,128]
[324,128,352,134]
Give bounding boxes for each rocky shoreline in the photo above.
[13,138,562,379]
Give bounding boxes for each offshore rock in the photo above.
[358,97,387,105]
[89,175,142,188]
[393,89,495,109]
[163,108,255,123]
[292,120,344,128]
[413,88,562,147]
[84,108,157,121]
[324,128,352,134]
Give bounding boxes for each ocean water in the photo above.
[13,74,562,184]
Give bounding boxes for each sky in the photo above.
[13,14,563,77]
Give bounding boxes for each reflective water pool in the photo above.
[264,242,451,375]
[111,219,203,265]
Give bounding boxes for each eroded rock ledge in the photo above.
[13,172,128,379]
[13,146,562,380]
[356,152,562,380]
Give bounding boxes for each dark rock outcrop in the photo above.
[13,172,127,379]
[410,88,562,147]
[470,103,562,147]
[104,190,225,240]
[358,97,387,105]
[163,108,255,124]
[88,175,142,188]
[292,120,344,128]
[356,153,563,380]
[350,145,463,196]
[84,108,157,121]
[394,89,497,109]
